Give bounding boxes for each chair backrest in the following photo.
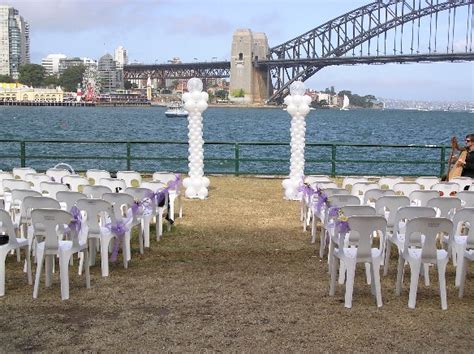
[86,169,111,185]
[363,188,396,205]
[11,189,42,214]
[21,196,61,222]
[12,167,36,180]
[393,206,437,234]
[76,198,114,235]
[431,182,460,197]
[45,168,71,182]
[304,175,332,184]
[328,194,361,207]
[82,185,112,199]
[0,209,20,247]
[378,177,404,190]
[342,177,369,191]
[124,187,157,215]
[346,216,387,261]
[141,181,167,192]
[40,181,70,198]
[404,217,452,263]
[351,182,379,200]
[415,176,441,190]
[102,192,134,220]
[62,175,89,192]
[152,172,177,184]
[2,179,31,192]
[320,188,349,197]
[409,190,440,207]
[426,197,461,218]
[341,205,376,217]
[25,173,50,192]
[393,182,422,196]
[31,209,74,251]
[0,172,13,196]
[117,171,142,188]
[450,177,473,191]
[374,195,410,226]
[450,207,474,241]
[457,191,474,208]
[309,181,338,190]
[97,178,127,193]
[56,191,86,211]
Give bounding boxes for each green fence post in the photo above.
[440,146,446,177]
[20,141,26,167]
[331,144,336,177]
[235,143,240,175]
[126,142,131,170]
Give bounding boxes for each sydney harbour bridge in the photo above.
[124,0,474,104]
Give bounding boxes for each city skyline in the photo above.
[8,0,474,102]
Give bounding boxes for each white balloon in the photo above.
[289,81,306,96]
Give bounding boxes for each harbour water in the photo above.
[0,106,471,175]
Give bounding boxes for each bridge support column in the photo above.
[229,29,270,104]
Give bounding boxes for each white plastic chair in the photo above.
[31,209,90,300]
[117,171,142,188]
[62,175,89,193]
[426,197,461,218]
[409,190,439,207]
[374,195,410,234]
[431,182,460,197]
[393,182,422,197]
[378,177,404,190]
[0,171,13,200]
[457,191,474,208]
[0,209,32,296]
[125,187,158,247]
[45,168,71,183]
[383,206,437,276]
[329,216,387,308]
[25,173,50,192]
[450,177,473,191]
[363,188,396,206]
[351,182,379,203]
[56,191,87,212]
[76,198,128,277]
[40,181,69,199]
[415,176,441,191]
[10,189,42,235]
[86,169,111,185]
[342,177,369,192]
[12,167,36,180]
[458,230,474,298]
[142,181,171,233]
[82,185,112,199]
[395,217,452,310]
[152,173,183,221]
[98,178,127,193]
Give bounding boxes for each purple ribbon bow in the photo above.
[66,206,82,235]
[108,220,129,262]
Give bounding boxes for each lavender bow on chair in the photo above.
[66,206,82,235]
[107,219,130,262]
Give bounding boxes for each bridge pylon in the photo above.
[229,29,270,104]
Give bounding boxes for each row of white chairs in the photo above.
[0,177,177,300]
[300,177,474,309]
[0,168,183,222]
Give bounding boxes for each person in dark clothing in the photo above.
[457,134,474,189]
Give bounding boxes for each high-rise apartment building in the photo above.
[114,46,128,69]
[98,53,123,92]
[0,5,30,79]
[41,54,67,76]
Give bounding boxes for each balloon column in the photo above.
[282,81,312,200]
[182,78,210,199]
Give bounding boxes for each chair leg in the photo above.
[423,263,430,286]
[78,251,84,275]
[338,259,346,285]
[408,262,421,309]
[24,247,32,285]
[84,248,91,289]
[437,260,448,310]
[395,255,405,296]
[311,216,316,244]
[365,263,372,285]
[455,245,464,287]
[45,255,53,288]
[33,250,44,299]
[0,253,6,296]
[329,255,339,296]
[319,229,326,258]
[383,241,392,276]
[59,255,70,300]
[100,240,110,277]
[372,262,383,307]
[143,220,150,248]
[344,263,356,309]
[459,257,468,298]
[137,227,144,255]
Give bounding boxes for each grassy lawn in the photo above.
[0,175,472,351]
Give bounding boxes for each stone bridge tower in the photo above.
[229,29,270,104]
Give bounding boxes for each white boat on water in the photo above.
[340,95,350,110]
[165,102,188,118]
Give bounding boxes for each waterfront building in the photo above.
[114,46,128,69]
[98,53,123,92]
[0,82,63,102]
[0,5,30,79]
[41,54,67,76]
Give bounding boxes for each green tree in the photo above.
[232,88,245,98]
[215,89,228,100]
[59,65,86,92]
[0,74,14,83]
[43,75,59,87]
[19,64,45,87]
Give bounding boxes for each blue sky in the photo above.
[11,0,474,101]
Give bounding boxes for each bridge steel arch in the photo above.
[267,0,474,104]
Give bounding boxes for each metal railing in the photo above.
[0,139,449,177]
